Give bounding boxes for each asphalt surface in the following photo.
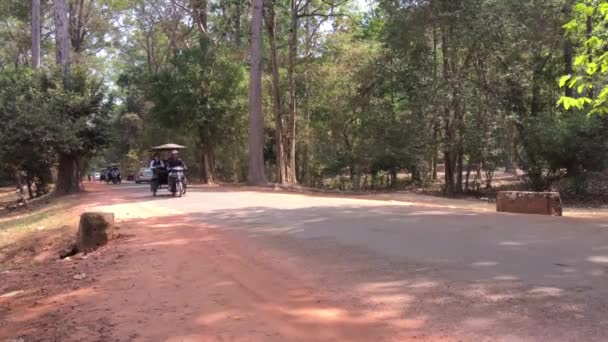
[98,183,608,341]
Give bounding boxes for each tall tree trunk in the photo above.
[465,162,472,192]
[455,101,464,194]
[235,0,243,47]
[54,0,81,194]
[67,0,87,64]
[200,147,214,184]
[456,149,463,193]
[32,0,41,68]
[474,165,482,192]
[54,0,71,87]
[586,15,594,98]
[247,0,267,185]
[15,170,27,204]
[530,47,549,117]
[264,1,286,184]
[562,0,574,94]
[353,166,361,192]
[505,124,516,173]
[443,108,455,196]
[430,26,439,181]
[286,0,298,183]
[531,71,541,117]
[441,27,455,196]
[56,155,82,195]
[198,126,215,184]
[443,126,454,196]
[191,0,213,184]
[564,40,573,98]
[26,175,34,200]
[302,1,312,186]
[431,119,439,180]
[191,0,208,34]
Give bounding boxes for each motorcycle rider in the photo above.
[167,150,186,168]
[167,150,187,193]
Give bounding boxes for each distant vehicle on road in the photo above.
[94,172,101,181]
[106,164,121,184]
[135,167,153,183]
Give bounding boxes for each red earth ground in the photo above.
[2,182,608,341]
[1,184,436,341]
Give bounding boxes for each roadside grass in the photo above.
[0,196,81,270]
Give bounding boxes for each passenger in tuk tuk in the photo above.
[150,153,167,184]
[149,153,165,168]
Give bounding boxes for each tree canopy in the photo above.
[0,0,607,199]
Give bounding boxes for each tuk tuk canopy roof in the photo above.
[149,143,186,152]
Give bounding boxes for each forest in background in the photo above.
[1,0,608,201]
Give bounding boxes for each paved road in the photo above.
[87,183,608,341]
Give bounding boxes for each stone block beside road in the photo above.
[77,212,115,252]
[496,191,563,216]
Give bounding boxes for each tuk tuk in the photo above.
[106,163,121,184]
[149,143,187,197]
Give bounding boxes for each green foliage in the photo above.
[1,0,600,194]
[0,67,112,184]
[560,0,608,115]
[0,68,52,175]
[146,37,247,180]
[44,66,113,156]
[149,37,245,137]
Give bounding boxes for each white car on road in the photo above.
[135,167,154,183]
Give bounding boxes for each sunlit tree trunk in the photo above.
[441,27,455,196]
[431,26,439,181]
[54,0,70,86]
[301,1,312,186]
[247,0,268,185]
[286,0,298,183]
[26,174,34,200]
[31,0,40,68]
[200,149,214,184]
[264,0,286,184]
[54,0,82,195]
[198,127,215,184]
[14,169,27,204]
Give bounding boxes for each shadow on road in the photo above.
[3,184,608,341]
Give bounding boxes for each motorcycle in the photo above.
[168,166,185,197]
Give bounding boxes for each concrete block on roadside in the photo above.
[77,212,115,252]
[496,191,562,216]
